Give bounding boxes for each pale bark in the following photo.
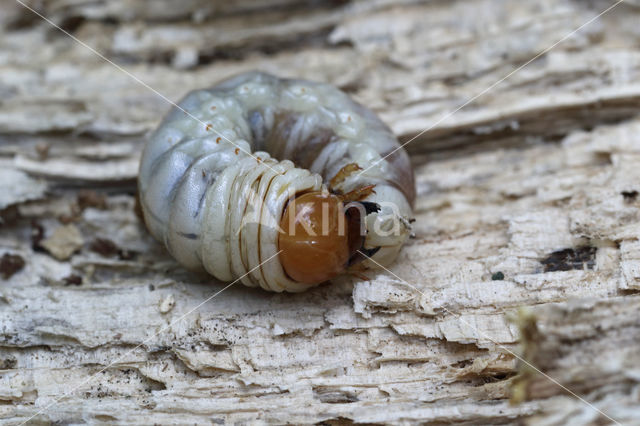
[1,0,639,424]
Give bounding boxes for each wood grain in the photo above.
[1,0,639,424]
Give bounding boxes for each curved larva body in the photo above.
[139,71,415,292]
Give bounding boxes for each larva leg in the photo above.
[329,163,362,188]
[339,184,376,203]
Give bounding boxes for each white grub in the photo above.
[138,72,414,292]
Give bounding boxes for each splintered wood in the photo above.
[1,0,639,424]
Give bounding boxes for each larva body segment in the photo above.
[139,71,415,292]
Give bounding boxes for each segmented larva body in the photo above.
[139,71,415,292]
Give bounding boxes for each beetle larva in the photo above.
[139,71,415,292]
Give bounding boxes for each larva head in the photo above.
[278,191,366,286]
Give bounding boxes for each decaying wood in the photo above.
[1,0,639,424]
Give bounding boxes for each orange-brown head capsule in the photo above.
[278,191,365,286]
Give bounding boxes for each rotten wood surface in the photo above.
[1,0,639,424]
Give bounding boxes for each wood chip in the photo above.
[40,224,84,261]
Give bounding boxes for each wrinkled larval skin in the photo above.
[139,72,414,292]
